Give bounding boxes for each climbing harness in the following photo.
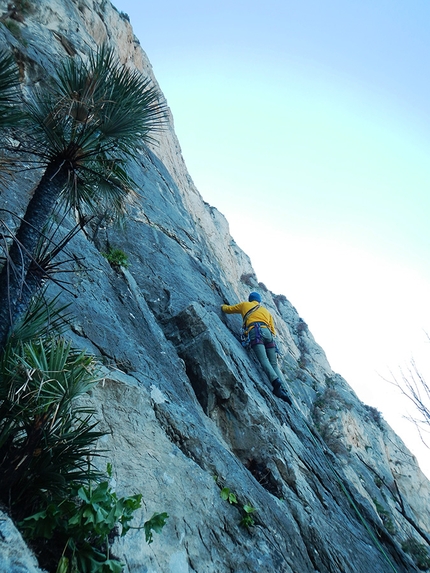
[250,322,264,346]
[240,304,260,349]
[248,322,277,349]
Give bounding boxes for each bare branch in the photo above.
[384,352,430,449]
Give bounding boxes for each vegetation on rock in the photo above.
[0,44,168,572]
[0,45,167,351]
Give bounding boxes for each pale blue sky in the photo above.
[113,0,430,476]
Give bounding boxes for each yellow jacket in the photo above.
[221,301,276,335]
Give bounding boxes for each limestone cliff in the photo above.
[0,1,429,572]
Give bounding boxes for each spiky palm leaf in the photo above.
[0,50,24,184]
[24,44,167,213]
[64,155,137,220]
[8,214,88,324]
[18,337,101,403]
[29,40,166,171]
[8,294,71,346]
[0,331,105,509]
[55,44,166,147]
[0,49,22,128]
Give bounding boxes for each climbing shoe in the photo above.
[272,379,292,405]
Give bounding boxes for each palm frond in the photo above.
[23,91,81,161]
[0,50,23,128]
[96,64,168,148]
[27,213,87,289]
[8,294,71,346]
[0,333,105,509]
[61,155,138,221]
[18,337,101,406]
[56,42,112,106]
[25,44,168,165]
[14,44,166,230]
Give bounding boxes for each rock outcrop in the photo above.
[1,1,429,572]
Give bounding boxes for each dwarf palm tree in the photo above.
[0,335,105,509]
[0,295,103,510]
[0,45,167,350]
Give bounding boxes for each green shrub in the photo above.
[239,273,257,287]
[144,512,169,544]
[2,19,22,39]
[20,480,142,572]
[402,537,430,570]
[11,0,32,13]
[364,404,384,429]
[318,422,348,455]
[374,475,383,488]
[373,499,396,535]
[0,300,168,571]
[20,475,168,571]
[102,247,129,268]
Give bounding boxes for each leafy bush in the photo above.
[317,422,348,455]
[374,475,383,488]
[144,512,169,544]
[402,537,430,570]
[373,499,396,535]
[102,247,129,268]
[296,319,308,334]
[311,388,350,455]
[239,273,257,287]
[364,404,384,429]
[0,300,168,571]
[2,19,22,39]
[20,475,168,572]
[20,480,142,573]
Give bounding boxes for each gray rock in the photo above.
[0,512,44,573]
[0,0,428,572]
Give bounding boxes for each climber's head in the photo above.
[248,292,261,303]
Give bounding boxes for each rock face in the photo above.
[0,511,44,573]
[1,1,430,572]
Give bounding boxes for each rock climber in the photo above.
[221,292,292,404]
